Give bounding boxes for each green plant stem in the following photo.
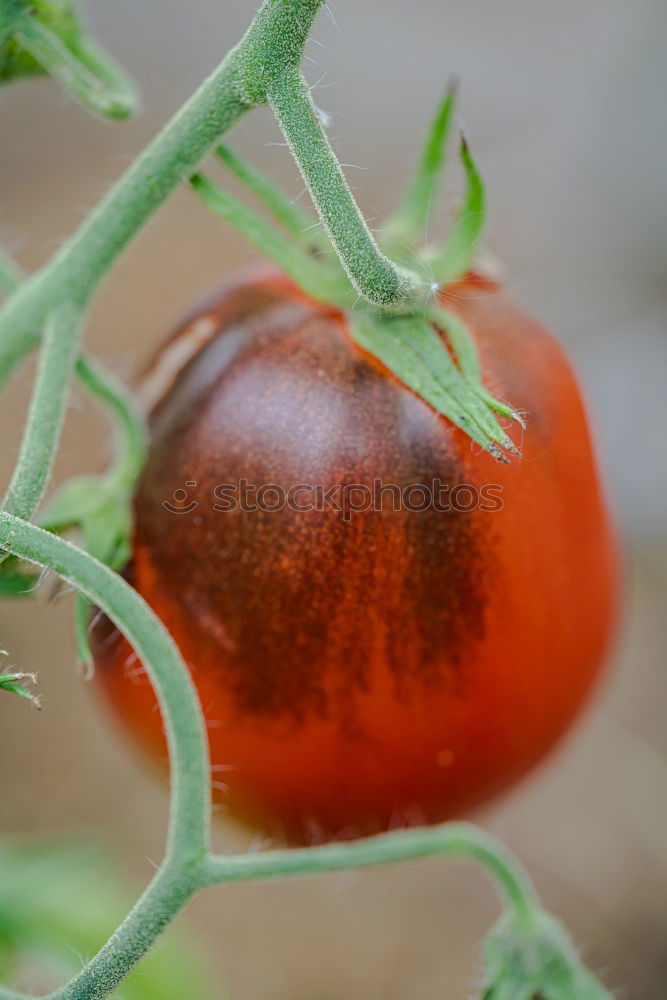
[201,822,538,927]
[47,862,199,1000]
[0,249,146,494]
[0,0,322,388]
[268,68,428,309]
[0,514,210,864]
[0,0,425,393]
[74,356,147,490]
[1,303,80,522]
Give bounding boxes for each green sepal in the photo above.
[39,474,133,672]
[39,474,132,570]
[1,0,137,119]
[349,309,519,460]
[216,143,330,252]
[0,670,40,708]
[482,911,613,1000]
[190,171,353,307]
[428,133,485,283]
[383,80,457,253]
[430,305,526,429]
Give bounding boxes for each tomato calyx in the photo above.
[482,911,611,1000]
[191,83,524,460]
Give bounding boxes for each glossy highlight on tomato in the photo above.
[91,268,619,843]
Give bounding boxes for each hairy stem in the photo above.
[47,863,198,1000]
[74,356,147,490]
[201,823,538,928]
[0,0,328,388]
[1,303,80,522]
[0,513,210,864]
[269,68,427,309]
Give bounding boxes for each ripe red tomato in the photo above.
[91,268,619,843]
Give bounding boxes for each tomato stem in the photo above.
[1,303,81,528]
[268,67,428,309]
[200,821,538,925]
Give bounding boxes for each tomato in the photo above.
[91,268,619,843]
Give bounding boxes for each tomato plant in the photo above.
[0,1,620,998]
[92,267,618,842]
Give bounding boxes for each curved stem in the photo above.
[1,303,80,522]
[74,356,147,490]
[200,822,538,929]
[269,68,427,310]
[0,513,210,864]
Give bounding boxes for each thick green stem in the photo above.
[268,68,427,309]
[200,822,538,929]
[0,0,328,389]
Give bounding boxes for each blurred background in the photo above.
[1,0,666,996]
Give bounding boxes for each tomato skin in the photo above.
[92,269,619,843]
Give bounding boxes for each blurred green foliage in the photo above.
[0,838,221,998]
[0,2,80,82]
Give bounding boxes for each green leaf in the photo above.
[349,309,519,460]
[428,133,485,283]
[383,80,457,252]
[191,170,353,307]
[38,475,108,532]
